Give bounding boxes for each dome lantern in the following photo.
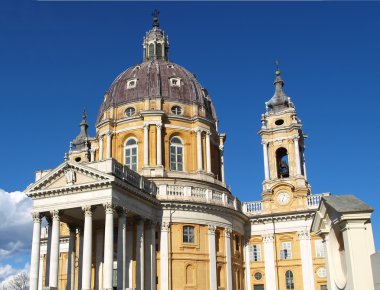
[143,10,169,61]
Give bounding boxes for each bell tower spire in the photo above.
[143,10,169,61]
[259,65,310,209]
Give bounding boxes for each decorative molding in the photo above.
[50,209,61,221]
[208,225,216,235]
[64,167,76,186]
[103,202,116,214]
[249,211,315,225]
[161,222,170,232]
[225,227,232,238]
[298,230,311,240]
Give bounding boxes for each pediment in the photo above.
[25,161,114,195]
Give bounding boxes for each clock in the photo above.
[277,192,290,205]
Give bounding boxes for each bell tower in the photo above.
[259,66,310,208]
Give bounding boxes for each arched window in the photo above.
[276,147,289,178]
[156,43,162,59]
[149,43,154,60]
[124,138,137,171]
[285,270,294,290]
[183,226,195,243]
[170,137,184,171]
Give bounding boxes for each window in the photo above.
[124,138,137,171]
[170,77,181,87]
[285,270,294,290]
[254,272,262,280]
[254,285,264,290]
[317,267,327,278]
[315,240,326,258]
[156,43,163,59]
[127,79,137,89]
[171,105,182,115]
[124,107,136,117]
[170,137,184,171]
[183,226,195,243]
[280,242,292,260]
[320,285,327,290]
[249,244,262,262]
[235,235,240,252]
[149,43,154,60]
[276,147,289,178]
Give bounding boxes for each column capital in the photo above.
[261,140,269,145]
[161,222,170,232]
[225,227,232,238]
[32,212,42,223]
[143,123,149,129]
[106,130,113,137]
[208,225,216,235]
[298,230,311,240]
[195,127,203,134]
[82,205,95,217]
[205,130,212,136]
[262,233,274,243]
[293,135,300,141]
[116,206,128,216]
[103,202,116,214]
[50,209,62,221]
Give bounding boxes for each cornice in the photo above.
[249,210,315,225]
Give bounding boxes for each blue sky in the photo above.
[1,0,380,281]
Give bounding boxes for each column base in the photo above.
[43,287,57,290]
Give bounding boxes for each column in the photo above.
[196,129,203,171]
[103,203,115,290]
[206,131,212,174]
[45,218,52,287]
[294,136,301,176]
[78,228,84,290]
[225,228,233,290]
[136,219,145,290]
[95,229,104,290]
[144,124,149,167]
[66,226,76,290]
[38,254,43,290]
[244,239,252,290]
[99,136,104,161]
[126,222,134,289]
[82,206,94,290]
[106,132,112,159]
[149,222,157,290]
[262,233,277,290]
[302,149,308,180]
[262,141,269,180]
[298,231,315,290]
[90,149,95,162]
[30,213,42,290]
[49,210,61,288]
[117,208,127,290]
[156,124,162,166]
[160,222,169,290]
[219,146,225,183]
[208,225,217,290]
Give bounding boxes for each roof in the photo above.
[322,194,374,214]
[96,59,217,124]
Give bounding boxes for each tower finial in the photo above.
[275,60,281,75]
[82,107,87,121]
[152,9,160,27]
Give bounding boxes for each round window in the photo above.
[275,119,284,126]
[125,107,136,117]
[317,267,327,278]
[254,272,262,280]
[171,106,182,115]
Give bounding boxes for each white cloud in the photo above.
[0,189,32,285]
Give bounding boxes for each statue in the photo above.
[65,168,76,185]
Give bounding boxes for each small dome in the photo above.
[97,59,216,123]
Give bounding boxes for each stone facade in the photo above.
[26,15,375,290]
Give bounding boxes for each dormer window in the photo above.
[167,64,174,69]
[170,77,181,87]
[127,79,137,89]
[171,106,182,115]
[124,107,136,117]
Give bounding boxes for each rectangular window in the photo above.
[280,242,292,260]
[183,226,195,243]
[320,286,327,290]
[249,244,262,262]
[254,285,264,290]
[235,235,240,251]
[315,240,326,258]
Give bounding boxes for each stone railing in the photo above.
[307,193,330,209]
[242,201,263,215]
[157,184,241,211]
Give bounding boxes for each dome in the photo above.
[97,59,216,123]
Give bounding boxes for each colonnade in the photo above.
[29,204,164,290]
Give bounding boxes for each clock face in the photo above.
[277,192,290,205]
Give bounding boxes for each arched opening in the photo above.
[170,137,184,171]
[156,43,162,59]
[149,43,154,60]
[185,264,196,285]
[276,147,289,178]
[217,266,222,287]
[285,270,294,290]
[124,138,138,171]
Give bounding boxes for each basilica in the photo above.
[26,12,376,290]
